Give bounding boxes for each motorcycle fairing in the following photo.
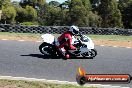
[41,34,55,44]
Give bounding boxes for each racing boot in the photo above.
[65,54,70,59]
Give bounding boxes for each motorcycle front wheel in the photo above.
[82,49,97,58]
[89,49,97,57]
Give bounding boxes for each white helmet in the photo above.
[69,25,79,35]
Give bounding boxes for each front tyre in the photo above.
[82,49,97,58]
[90,49,97,57]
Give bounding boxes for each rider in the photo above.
[56,25,80,59]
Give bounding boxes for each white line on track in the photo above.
[36,41,42,42]
[1,39,8,40]
[113,46,117,47]
[0,76,130,88]
[18,40,25,42]
[126,47,131,49]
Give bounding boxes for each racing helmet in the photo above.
[69,25,79,35]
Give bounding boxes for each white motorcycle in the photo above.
[39,33,97,60]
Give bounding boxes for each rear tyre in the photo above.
[39,42,55,56]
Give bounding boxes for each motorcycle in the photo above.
[39,33,97,60]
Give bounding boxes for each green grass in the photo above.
[0,79,97,88]
[88,35,132,41]
[0,32,132,42]
[0,32,41,40]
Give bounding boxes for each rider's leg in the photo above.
[58,47,70,59]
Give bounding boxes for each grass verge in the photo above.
[0,79,96,88]
[0,32,132,41]
[0,32,41,41]
[88,35,132,42]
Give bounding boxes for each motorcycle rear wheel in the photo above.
[39,42,56,56]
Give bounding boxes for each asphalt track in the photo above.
[0,40,132,87]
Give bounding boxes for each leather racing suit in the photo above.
[56,31,76,58]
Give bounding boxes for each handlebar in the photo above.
[77,32,83,37]
[76,38,83,45]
